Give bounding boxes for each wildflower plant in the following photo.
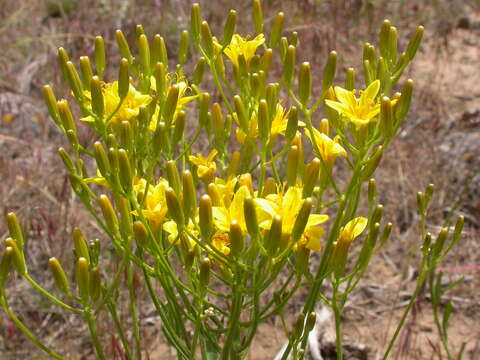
[0,1,465,359]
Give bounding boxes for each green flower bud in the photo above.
[417,192,425,215]
[388,26,398,62]
[89,267,101,302]
[57,99,76,134]
[152,35,168,69]
[405,25,424,62]
[192,57,206,85]
[199,257,211,288]
[90,76,105,119]
[285,106,298,141]
[291,32,299,47]
[229,220,244,257]
[286,145,299,187]
[135,24,145,39]
[222,10,237,46]
[425,183,435,206]
[211,103,224,149]
[173,110,186,145]
[269,12,285,49]
[190,3,202,43]
[199,195,213,241]
[371,204,383,226]
[43,85,61,126]
[115,30,134,64]
[73,228,90,263]
[153,62,166,97]
[215,52,226,79]
[319,118,329,135]
[4,238,26,275]
[380,222,393,248]
[293,313,306,339]
[258,99,269,143]
[201,21,215,58]
[282,45,296,88]
[379,20,391,60]
[260,48,273,76]
[362,145,383,181]
[76,257,90,302]
[6,212,24,250]
[57,47,70,82]
[138,34,151,75]
[118,58,130,99]
[322,51,337,91]
[66,61,83,99]
[0,247,13,288]
[163,85,179,127]
[266,82,279,117]
[118,149,133,193]
[263,177,277,196]
[265,215,282,255]
[227,151,240,179]
[153,121,168,155]
[98,195,118,232]
[133,221,149,248]
[345,67,355,91]
[380,97,394,137]
[252,0,263,33]
[179,30,190,65]
[166,160,181,195]
[48,257,70,295]
[233,95,248,132]
[166,188,185,229]
[298,62,312,105]
[107,147,119,176]
[395,79,413,125]
[79,56,93,90]
[244,196,259,238]
[377,57,388,88]
[433,227,448,258]
[279,37,288,62]
[115,195,133,237]
[295,243,310,275]
[303,158,320,198]
[199,92,210,129]
[306,312,316,332]
[422,232,432,256]
[363,59,374,86]
[452,216,464,244]
[58,147,75,172]
[182,170,197,219]
[120,120,133,155]
[291,198,313,243]
[94,36,106,79]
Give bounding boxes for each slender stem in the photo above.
[85,311,107,360]
[107,299,133,360]
[126,260,142,360]
[332,282,343,360]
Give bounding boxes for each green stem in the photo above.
[85,311,107,360]
[126,260,142,360]
[332,282,343,360]
[107,299,133,360]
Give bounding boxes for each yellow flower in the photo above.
[222,34,265,68]
[81,82,152,125]
[257,186,329,251]
[338,217,368,245]
[189,150,218,181]
[149,79,197,131]
[212,185,251,233]
[163,219,197,248]
[213,177,238,208]
[211,233,231,256]
[305,127,347,167]
[325,80,381,128]
[133,178,169,227]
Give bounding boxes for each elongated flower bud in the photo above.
[173,110,186,145]
[261,48,273,76]
[199,195,213,241]
[163,85,179,127]
[380,222,393,248]
[166,188,185,229]
[265,215,282,255]
[0,247,13,288]
[269,12,284,49]
[303,158,320,198]
[406,25,424,61]
[298,62,312,105]
[285,106,298,141]
[395,79,413,124]
[291,198,313,243]
[345,67,355,90]
[79,56,93,90]
[98,195,118,232]
[57,47,70,81]
[166,160,181,195]
[116,30,134,64]
[368,178,377,206]
[379,20,391,60]
[252,0,263,33]
[118,58,130,99]
[319,118,329,135]
[433,227,448,258]
[212,103,224,148]
[89,267,101,302]
[425,183,435,206]
[90,76,105,119]
[133,221,149,248]
[182,170,197,219]
[94,36,106,79]
[138,34,151,75]
[76,257,90,302]
[58,147,75,172]
[283,45,296,88]
[258,99,269,143]
[199,92,210,128]
[295,243,310,275]
[234,95,248,132]
[322,51,337,91]
[73,228,90,263]
[57,100,76,134]
[5,238,26,275]
[380,97,394,137]
[153,62,166,96]
[201,21,215,58]
[230,220,244,257]
[179,30,190,65]
[66,61,83,99]
[244,197,259,237]
[293,313,306,338]
[362,146,383,181]
[207,183,222,207]
[222,10,236,46]
[49,258,70,295]
[43,85,61,126]
[417,192,425,215]
[190,3,202,43]
[199,257,211,288]
[227,151,240,179]
[118,149,133,193]
[6,212,24,250]
[193,57,206,85]
[452,216,464,244]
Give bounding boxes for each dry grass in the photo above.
[0,0,479,358]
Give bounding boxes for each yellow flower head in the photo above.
[339,217,368,245]
[325,80,381,129]
[305,127,347,167]
[189,149,218,181]
[133,178,169,227]
[211,233,231,256]
[213,177,238,208]
[163,219,198,248]
[257,186,329,251]
[222,34,265,68]
[81,81,152,125]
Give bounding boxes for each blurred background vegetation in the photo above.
[0,0,479,358]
